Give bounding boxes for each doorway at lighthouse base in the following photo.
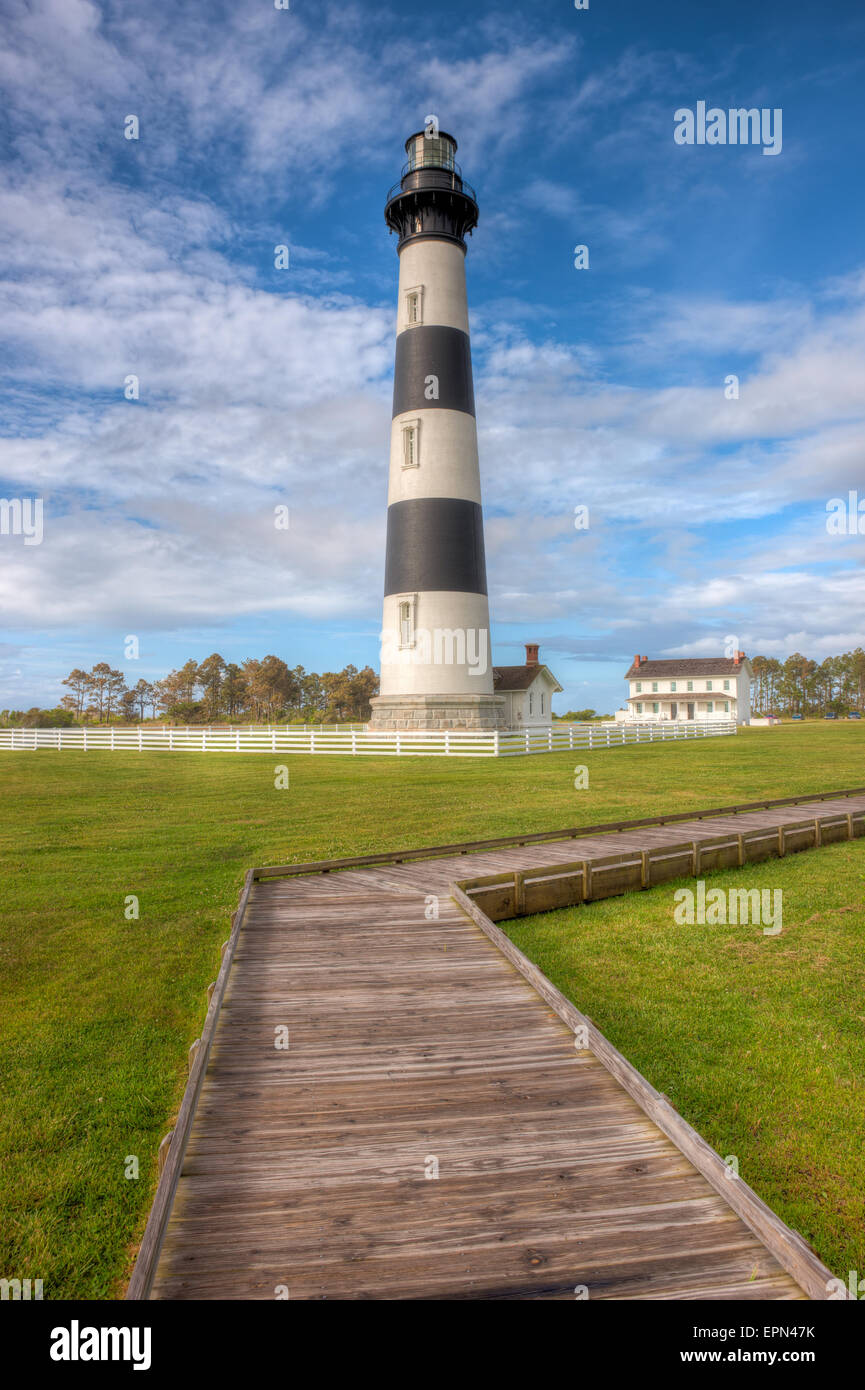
[368,692,507,731]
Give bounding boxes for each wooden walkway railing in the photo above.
[253,785,865,880]
[452,882,845,1302]
[125,871,255,1301]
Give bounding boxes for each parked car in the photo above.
[824,712,837,720]
[791,713,804,720]
[849,711,862,720]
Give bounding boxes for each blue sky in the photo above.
[1,0,864,714]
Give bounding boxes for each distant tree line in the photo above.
[555,708,612,721]
[750,650,865,716]
[0,655,379,727]
[5,647,863,729]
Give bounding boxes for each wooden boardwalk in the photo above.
[132,790,865,1301]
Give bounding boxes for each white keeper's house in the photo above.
[493,644,563,729]
[615,652,752,725]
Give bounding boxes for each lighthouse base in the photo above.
[368,692,507,732]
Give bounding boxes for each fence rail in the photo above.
[0,720,737,757]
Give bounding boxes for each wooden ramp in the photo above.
[130,789,865,1301]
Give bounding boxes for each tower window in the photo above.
[540,692,545,714]
[402,421,420,468]
[405,287,423,326]
[529,691,534,715]
[398,598,415,648]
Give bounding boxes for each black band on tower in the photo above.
[384,497,488,596]
[392,325,475,419]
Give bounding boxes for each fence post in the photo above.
[494,729,500,757]
[138,728,143,752]
[352,730,357,755]
[83,727,88,752]
[110,727,115,750]
[525,729,529,754]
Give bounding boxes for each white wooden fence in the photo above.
[0,721,737,758]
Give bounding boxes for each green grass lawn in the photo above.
[508,840,865,1282]
[0,722,863,1297]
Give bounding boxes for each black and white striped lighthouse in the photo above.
[369,125,505,731]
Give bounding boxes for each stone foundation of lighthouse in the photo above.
[369,127,505,732]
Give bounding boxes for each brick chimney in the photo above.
[633,654,641,669]
[525,643,539,667]
[733,650,745,667]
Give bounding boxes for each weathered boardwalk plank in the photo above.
[135,793,865,1301]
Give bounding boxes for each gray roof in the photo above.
[625,658,750,679]
[493,664,563,693]
[626,692,735,701]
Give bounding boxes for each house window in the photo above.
[652,682,658,692]
[402,421,420,468]
[636,703,643,714]
[636,681,642,693]
[707,701,714,713]
[652,702,659,713]
[540,692,545,714]
[405,287,423,326]
[398,598,415,648]
[529,691,534,715]
[706,680,713,691]
[687,680,693,691]
[671,681,677,692]
[723,679,730,690]
[724,701,730,713]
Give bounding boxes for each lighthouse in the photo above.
[369,125,506,732]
